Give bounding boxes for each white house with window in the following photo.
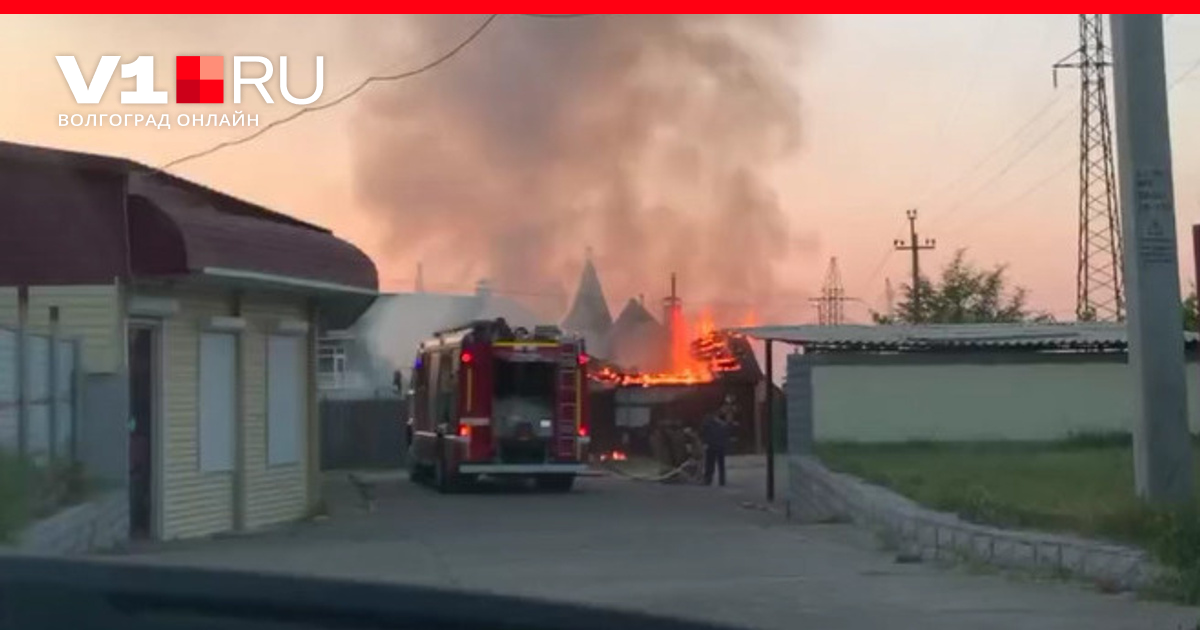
[317,330,351,391]
[318,285,540,401]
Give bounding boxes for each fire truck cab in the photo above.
[406,319,591,493]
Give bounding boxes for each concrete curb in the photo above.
[14,491,128,556]
[786,455,1163,592]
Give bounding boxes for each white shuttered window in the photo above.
[199,332,236,472]
[267,335,302,465]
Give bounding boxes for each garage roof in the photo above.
[733,323,1200,352]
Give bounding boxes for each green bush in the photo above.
[1143,507,1200,604]
[0,451,33,543]
[0,452,94,543]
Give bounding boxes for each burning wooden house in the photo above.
[559,262,780,457]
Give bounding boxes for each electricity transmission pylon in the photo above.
[1054,14,1125,322]
[810,257,853,325]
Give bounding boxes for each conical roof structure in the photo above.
[610,297,657,336]
[607,298,668,372]
[561,251,614,357]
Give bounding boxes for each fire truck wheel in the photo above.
[535,474,575,493]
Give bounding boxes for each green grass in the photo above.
[0,451,94,544]
[816,433,1200,602]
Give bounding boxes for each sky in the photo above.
[2,14,1199,325]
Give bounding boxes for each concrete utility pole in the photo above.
[893,209,936,322]
[1110,14,1195,504]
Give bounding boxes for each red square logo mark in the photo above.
[176,56,223,104]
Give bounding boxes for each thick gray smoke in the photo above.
[351,14,810,324]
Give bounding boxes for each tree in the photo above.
[873,249,1051,324]
[1184,287,1198,332]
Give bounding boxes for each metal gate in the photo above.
[319,397,407,471]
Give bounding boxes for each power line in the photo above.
[950,156,1074,236]
[919,94,1066,211]
[951,41,1200,240]
[929,107,1074,231]
[912,14,1007,204]
[161,14,500,170]
[1169,55,1200,90]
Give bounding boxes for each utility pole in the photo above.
[1055,15,1126,322]
[415,262,425,293]
[885,278,896,320]
[893,209,936,322]
[1110,14,1194,504]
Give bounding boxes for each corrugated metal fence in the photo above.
[0,323,82,465]
[319,397,407,470]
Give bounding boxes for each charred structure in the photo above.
[580,270,780,457]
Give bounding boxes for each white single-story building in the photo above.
[738,323,1200,445]
[318,281,540,400]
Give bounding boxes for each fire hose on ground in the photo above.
[593,456,702,483]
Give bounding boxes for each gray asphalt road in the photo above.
[116,462,1199,630]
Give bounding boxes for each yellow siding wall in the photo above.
[145,286,313,540]
[241,296,310,530]
[0,288,16,327]
[160,290,237,540]
[0,285,121,373]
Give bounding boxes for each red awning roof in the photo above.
[0,140,378,293]
[128,172,376,291]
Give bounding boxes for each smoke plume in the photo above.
[352,14,810,325]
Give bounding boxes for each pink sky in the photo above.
[3,14,1199,324]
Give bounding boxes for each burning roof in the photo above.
[589,320,760,388]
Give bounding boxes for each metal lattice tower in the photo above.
[1054,14,1125,322]
[810,257,851,325]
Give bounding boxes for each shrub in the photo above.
[0,451,33,542]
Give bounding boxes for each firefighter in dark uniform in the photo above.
[701,400,732,487]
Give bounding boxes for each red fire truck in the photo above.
[405,319,591,493]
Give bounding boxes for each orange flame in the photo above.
[589,309,747,388]
[598,450,628,462]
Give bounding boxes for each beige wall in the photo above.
[157,289,237,539]
[143,286,313,540]
[0,284,122,373]
[240,297,310,531]
[811,360,1200,443]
